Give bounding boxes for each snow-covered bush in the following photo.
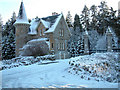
[20,40,49,56]
[68,52,120,83]
[1,55,56,70]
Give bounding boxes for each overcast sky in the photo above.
[0,0,119,24]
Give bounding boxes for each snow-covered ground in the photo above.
[1,52,119,88]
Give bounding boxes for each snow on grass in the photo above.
[1,52,119,88]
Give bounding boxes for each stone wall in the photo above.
[15,24,30,57]
[53,15,70,59]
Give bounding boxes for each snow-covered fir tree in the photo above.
[90,5,98,30]
[66,11,73,27]
[2,12,16,59]
[73,14,82,31]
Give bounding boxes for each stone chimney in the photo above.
[52,12,58,16]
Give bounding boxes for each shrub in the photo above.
[20,40,49,57]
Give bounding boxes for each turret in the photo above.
[14,1,30,57]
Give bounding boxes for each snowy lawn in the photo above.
[1,53,119,88]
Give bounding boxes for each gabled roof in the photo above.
[28,18,40,35]
[29,14,62,35]
[44,14,62,33]
[14,1,29,25]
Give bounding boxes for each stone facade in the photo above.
[51,15,70,59]
[14,1,70,59]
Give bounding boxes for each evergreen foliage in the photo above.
[67,1,120,57]
[66,11,73,27]
[81,5,90,30]
[2,12,16,60]
[73,14,82,31]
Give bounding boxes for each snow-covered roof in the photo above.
[14,1,29,25]
[29,14,62,35]
[28,18,40,35]
[28,38,48,44]
[40,19,50,28]
[44,14,62,33]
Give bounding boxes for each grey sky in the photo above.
[0,0,119,24]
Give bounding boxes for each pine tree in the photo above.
[66,11,73,27]
[97,1,110,34]
[90,5,98,30]
[81,5,90,31]
[73,14,82,31]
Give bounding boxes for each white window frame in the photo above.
[62,29,64,36]
[40,30,42,36]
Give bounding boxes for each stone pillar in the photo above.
[84,30,89,54]
[0,24,2,60]
[106,27,112,52]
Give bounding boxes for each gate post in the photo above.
[84,30,89,54]
[106,27,112,52]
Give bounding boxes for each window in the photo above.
[63,43,64,50]
[43,28,45,35]
[59,29,64,37]
[60,43,61,50]
[57,43,59,50]
[51,43,54,49]
[40,30,42,36]
[61,29,64,36]
[61,43,63,50]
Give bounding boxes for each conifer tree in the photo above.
[2,12,16,59]
[66,11,73,27]
[81,5,90,30]
[73,14,82,31]
[97,1,110,34]
[90,5,98,30]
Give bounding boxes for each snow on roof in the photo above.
[28,18,40,35]
[14,1,29,25]
[27,38,48,44]
[40,19,50,28]
[106,26,112,33]
[44,14,62,33]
